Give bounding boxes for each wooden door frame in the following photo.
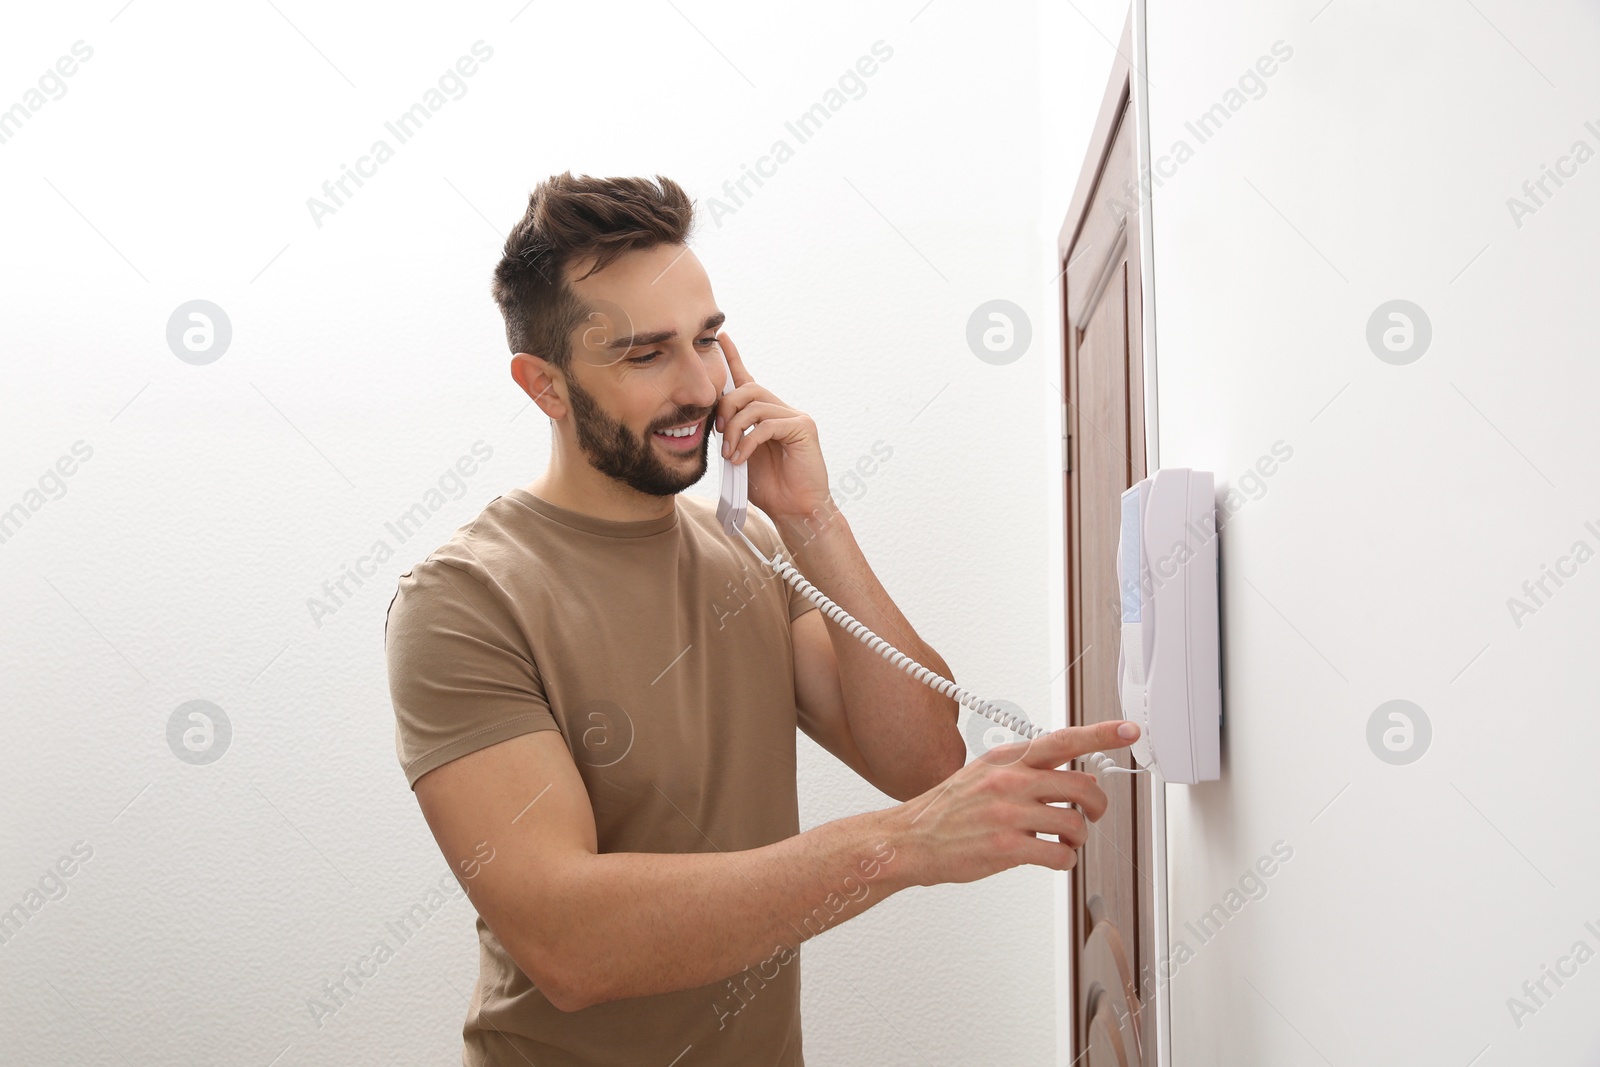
[1058,5,1170,1066]
[1059,7,1160,465]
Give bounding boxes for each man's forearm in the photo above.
[533,805,913,1011]
[772,498,966,797]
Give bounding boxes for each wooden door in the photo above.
[1060,11,1156,1067]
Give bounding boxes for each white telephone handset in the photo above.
[714,348,747,538]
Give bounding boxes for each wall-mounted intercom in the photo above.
[1116,468,1221,784]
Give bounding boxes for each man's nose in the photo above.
[670,343,721,413]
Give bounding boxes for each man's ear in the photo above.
[511,352,567,419]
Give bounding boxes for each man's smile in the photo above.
[652,415,709,452]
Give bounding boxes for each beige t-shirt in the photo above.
[383,486,818,1066]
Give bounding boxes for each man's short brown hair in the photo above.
[491,172,696,373]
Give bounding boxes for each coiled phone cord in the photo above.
[731,523,1141,777]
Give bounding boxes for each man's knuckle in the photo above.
[983,767,1023,795]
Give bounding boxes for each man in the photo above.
[382,172,1139,1066]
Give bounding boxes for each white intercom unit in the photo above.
[1116,468,1221,784]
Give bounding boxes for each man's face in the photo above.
[560,243,727,497]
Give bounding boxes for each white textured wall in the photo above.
[1145,0,1600,1063]
[0,2,1118,1063]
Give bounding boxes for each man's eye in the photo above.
[628,338,717,365]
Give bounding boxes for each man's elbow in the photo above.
[504,907,606,1013]
[926,736,967,791]
[882,744,965,802]
[900,697,967,797]
[542,981,592,1014]
[517,945,604,1013]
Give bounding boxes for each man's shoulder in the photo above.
[390,491,537,600]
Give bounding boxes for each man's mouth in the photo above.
[652,417,706,452]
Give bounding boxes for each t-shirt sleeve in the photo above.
[383,557,561,789]
[746,506,819,623]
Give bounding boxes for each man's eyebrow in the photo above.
[606,311,726,350]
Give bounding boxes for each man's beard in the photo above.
[564,372,712,497]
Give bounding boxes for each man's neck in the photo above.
[524,467,678,524]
